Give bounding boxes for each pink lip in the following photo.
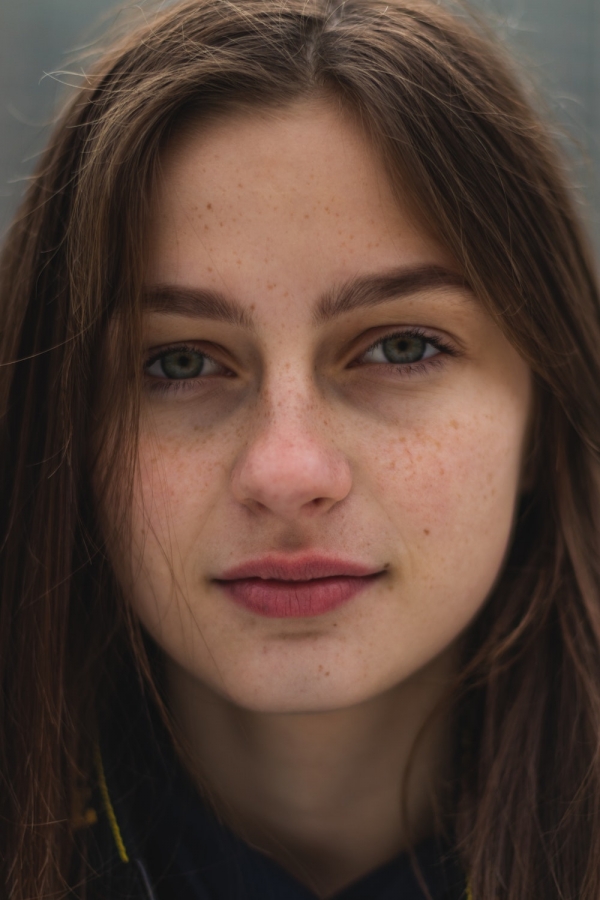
[215,555,384,618]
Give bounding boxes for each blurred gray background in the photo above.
[1,0,599,254]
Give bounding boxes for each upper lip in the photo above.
[215,554,384,582]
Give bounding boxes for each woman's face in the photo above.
[112,100,532,713]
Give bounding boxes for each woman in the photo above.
[1,0,599,897]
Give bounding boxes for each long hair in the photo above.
[1,0,599,896]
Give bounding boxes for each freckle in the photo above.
[318,665,323,672]
[450,420,459,430]
[207,267,213,273]
[204,225,209,231]
[424,528,430,536]
[207,203,212,210]
[237,259,241,265]
[304,214,310,219]
[238,183,243,188]
[325,671,330,677]
[219,221,224,227]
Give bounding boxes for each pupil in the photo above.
[161,350,204,379]
[382,335,425,364]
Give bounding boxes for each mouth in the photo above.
[214,554,386,618]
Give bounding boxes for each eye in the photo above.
[145,346,223,380]
[361,331,440,366]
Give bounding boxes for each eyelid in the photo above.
[145,342,227,370]
[352,326,458,366]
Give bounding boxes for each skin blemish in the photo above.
[207,203,212,210]
[424,529,430,536]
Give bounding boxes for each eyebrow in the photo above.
[142,264,470,327]
[142,285,254,328]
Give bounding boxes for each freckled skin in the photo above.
[111,100,532,716]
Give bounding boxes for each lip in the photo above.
[214,554,385,618]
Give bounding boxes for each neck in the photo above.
[165,651,456,898]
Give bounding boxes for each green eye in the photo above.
[380,334,427,364]
[146,348,212,380]
[362,332,438,366]
[161,350,204,378]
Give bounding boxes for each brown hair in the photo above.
[1,0,600,896]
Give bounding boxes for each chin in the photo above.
[219,683,374,715]
[206,653,395,715]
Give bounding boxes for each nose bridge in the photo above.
[230,366,351,517]
[261,364,321,436]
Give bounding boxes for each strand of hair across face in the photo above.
[93,742,130,863]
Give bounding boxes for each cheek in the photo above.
[130,429,227,578]
[372,402,526,588]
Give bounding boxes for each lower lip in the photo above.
[217,575,380,618]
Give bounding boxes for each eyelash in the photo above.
[144,328,458,395]
[355,327,457,373]
[144,343,227,396]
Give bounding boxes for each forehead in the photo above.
[145,99,460,321]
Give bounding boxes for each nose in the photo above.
[230,389,352,520]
